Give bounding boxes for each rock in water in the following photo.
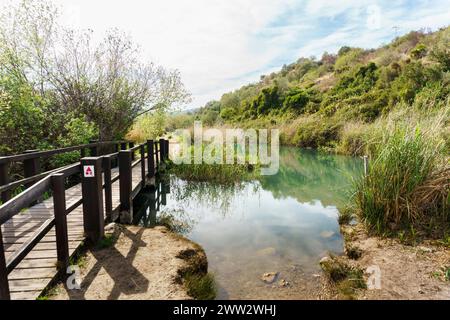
[104,223,116,234]
[319,256,331,265]
[261,272,278,284]
[279,279,290,287]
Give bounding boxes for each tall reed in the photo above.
[353,125,449,234]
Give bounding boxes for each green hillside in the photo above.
[193,27,449,156]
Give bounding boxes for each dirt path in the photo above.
[51,225,207,300]
[324,224,450,300]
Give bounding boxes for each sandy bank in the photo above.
[50,225,208,300]
[322,223,450,300]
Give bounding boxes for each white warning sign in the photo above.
[83,165,95,178]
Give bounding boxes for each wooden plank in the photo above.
[5,241,80,252]
[9,267,55,280]
[6,250,59,260]
[13,258,57,269]
[10,291,42,300]
[9,278,51,292]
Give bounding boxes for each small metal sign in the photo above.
[83,165,95,178]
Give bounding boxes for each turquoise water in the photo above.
[134,147,362,299]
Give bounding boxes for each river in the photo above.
[133,147,362,299]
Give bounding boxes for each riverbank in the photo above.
[48,224,214,300]
[320,223,450,300]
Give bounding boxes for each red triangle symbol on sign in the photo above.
[86,167,92,175]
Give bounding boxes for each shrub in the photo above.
[283,88,309,113]
[336,122,370,156]
[429,28,450,71]
[410,43,427,59]
[292,117,341,148]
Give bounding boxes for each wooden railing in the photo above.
[0,140,132,203]
[0,138,169,300]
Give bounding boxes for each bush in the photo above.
[429,28,450,71]
[336,122,370,156]
[283,88,309,113]
[126,111,166,143]
[0,75,45,154]
[51,116,98,167]
[292,117,340,148]
[410,43,427,59]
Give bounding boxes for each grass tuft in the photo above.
[183,272,217,300]
[353,125,449,235]
[320,255,366,299]
[95,234,117,250]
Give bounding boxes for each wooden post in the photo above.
[159,138,165,162]
[165,139,170,160]
[363,156,369,176]
[89,140,98,157]
[24,150,42,204]
[147,140,155,178]
[129,142,135,161]
[0,162,10,203]
[120,142,128,150]
[0,228,10,300]
[23,150,40,189]
[80,157,104,243]
[119,150,133,223]
[113,144,120,167]
[140,144,146,187]
[154,140,159,170]
[51,173,69,271]
[103,156,113,220]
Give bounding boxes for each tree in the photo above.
[251,86,280,116]
[0,0,191,142]
[0,73,45,154]
[283,88,309,113]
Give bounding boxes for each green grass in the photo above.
[352,125,449,235]
[95,234,117,250]
[169,162,257,184]
[167,141,262,184]
[36,286,59,300]
[320,255,366,299]
[183,272,217,300]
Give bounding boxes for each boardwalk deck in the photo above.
[1,163,146,300]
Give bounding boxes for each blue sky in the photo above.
[3,0,449,108]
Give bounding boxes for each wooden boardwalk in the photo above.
[1,163,146,300]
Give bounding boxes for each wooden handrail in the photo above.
[0,140,127,164]
[0,163,78,194]
[0,163,80,225]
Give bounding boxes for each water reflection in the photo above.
[133,147,362,299]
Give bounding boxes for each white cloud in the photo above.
[1,0,449,109]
